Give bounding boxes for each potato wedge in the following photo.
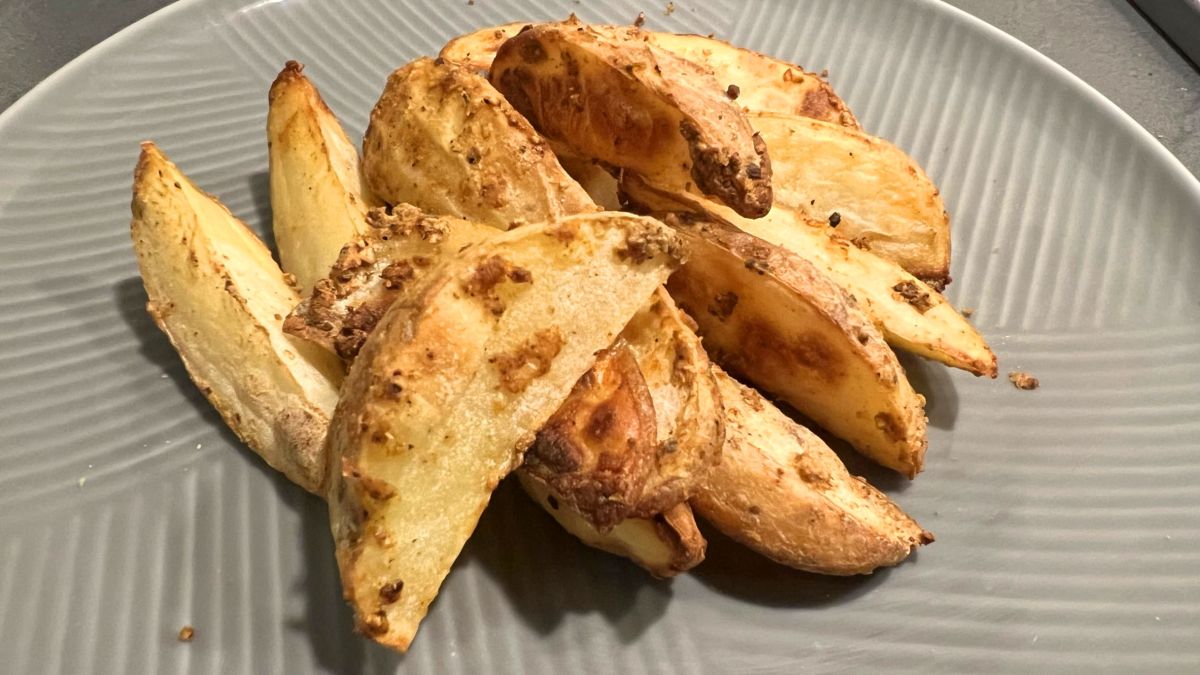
[441,23,859,127]
[130,142,343,494]
[623,182,996,377]
[268,61,370,293]
[750,112,952,285]
[327,213,682,650]
[656,209,928,477]
[287,209,715,576]
[284,204,496,363]
[693,367,932,575]
[525,288,724,529]
[361,57,596,228]
[520,473,706,578]
[489,20,773,218]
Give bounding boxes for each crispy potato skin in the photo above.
[284,204,495,364]
[623,183,996,377]
[693,368,932,575]
[519,474,706,577]
[362,57,596,229]
[489,20,773,218]
[659,210,928,477]
[326,213,681,650]
[750,112,951,285]
[441,22,859,127]
[268,61,370,293]
[524,288,724,529]
[524,344,659,529]
[131,142,343,494]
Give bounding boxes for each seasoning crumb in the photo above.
[961,307,975,318]
[1008,371,1039,390]
[178,625,195,642]
[726,84,740,100]
[196,443,203,450]
[892,280,933,313]
[828,211,841,227]
[77,477,86,488]
[633,11,646,27]
[467,0,474,5]
[664,1,675,15]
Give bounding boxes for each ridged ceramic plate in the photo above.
[1,0,1198,672]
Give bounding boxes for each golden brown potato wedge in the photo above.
[130,142,343,494]
[623,183,996,377]
[489,20,773,218]
[327,213,682,650]
[286,209,715,576]
[524,288,724,529]
[654,207,928,477]
[750,112,952,285]
[268,61,371,293]
[693,367,932,575]
[520,473,706,578]
[440,22,859,127]
[284,204,496,364]
[361,57,596,228]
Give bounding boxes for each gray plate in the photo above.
[1,0,1198,672]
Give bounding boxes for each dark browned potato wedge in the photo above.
[622,182,996,377]
[489,19,773,218]
[327,213,682,650]
[751,112,952,285]
[131,142,343,494]
[525,287,724,530]
[693,367,933,575]
[653,206,928,477]
[441,22,859,127]
[361,57,596,228]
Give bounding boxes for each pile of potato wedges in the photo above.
[130,16,996,652]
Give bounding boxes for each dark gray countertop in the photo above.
[2,0,1198,176]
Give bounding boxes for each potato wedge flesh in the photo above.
[131,142,342,493]
[751,112,951,284]
[268,61,370,293]
[327,213,681,650]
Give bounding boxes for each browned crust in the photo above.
[524,344,658,529]
[361,57,597,228]
[489,19,773,218]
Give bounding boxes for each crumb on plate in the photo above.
[1008,371,1039,390]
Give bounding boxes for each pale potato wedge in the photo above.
[361,57,596,228]
[268,61,371,293]
[130,142,343,494]
[489,19,773,218]
[693,367,933,575]
[327,213,682,650]
[520,473,706,578]
[623,182,996,377]
[440,22,859,127]
[751,112,952,285]
[655,208,928,477]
